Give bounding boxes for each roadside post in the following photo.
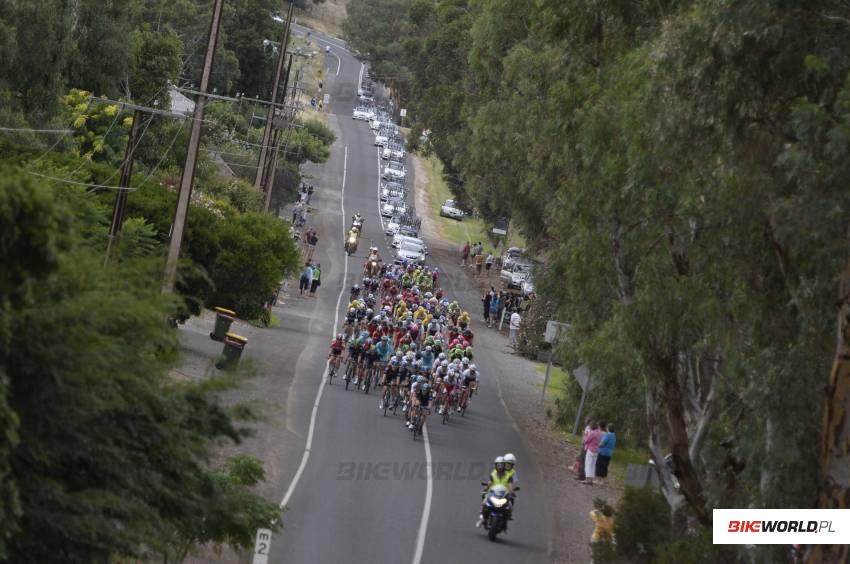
[571,364,599,435]
[541,320,570,401]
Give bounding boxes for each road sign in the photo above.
[252,528,273,564]
[322,93,330,104]
[573,364,598,392]
[400,108,407,117]
[544,320,569,343]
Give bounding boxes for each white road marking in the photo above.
[257,146,349,563]
[412,424,434,564]
[326,50,341,76]
[358,63,365,90]
[377,147,386,232]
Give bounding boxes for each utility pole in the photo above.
[255,1,294,189]
[161,0,226,293]
[262,55,294,213]
[105,109,144,264]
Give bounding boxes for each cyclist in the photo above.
[420,345,435,373]
[379,356,401,410]
[407,381,432,430]
[347,337,364,384]
[350,284,361,301]
[460,363,479,410]
[328,333,345,376]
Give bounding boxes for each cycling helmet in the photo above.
[504,453,516,465]
[381,335,389,341]
[438,353,447,360]
[422,383,430,390]
[461,357,470,365]
[469,364,476,370]
[441,360,449,368]
[353,284,360,290]
[349,307,356,314]
[494,456,506,465]
[337,333,344,340]
[417,375,426,383]
[425,346,432,352]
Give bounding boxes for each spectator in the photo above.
[484,252,494,276]
[306,230,319,261]
[292,202,302,224]
[596,424,616,486]
[462,241,470,266]
[489,291,500,328]
[299,262,313,295]
[482,290,492,327]
[509,309,521,348]
[309,264,322,296]
[474,252,484,275]
[306,184,314,204]
[582,421,604,485]
[589,504,615,547]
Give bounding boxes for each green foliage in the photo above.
[1,168,282,562]
[129,25,182,106]
[210,212,299,319]
[612,488,673,563]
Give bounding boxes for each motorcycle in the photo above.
[479,484,518,541]
[345,235,359,256]
[364,258,381,276]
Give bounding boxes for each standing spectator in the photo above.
[298,262,313,295]
[309,264,322,296]
[484,252,494,276]
[509,309,521,348]
[596,424,616,486]
[482,290,493,327]
[306,230,319,261]
[306,184,314,204]
[292,202,302,224]
[582,421,604,485]
[462,241,470,266]
[474,251,484,276]
[489,291,500,329]
[589,504,615,549]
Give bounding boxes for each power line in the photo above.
[0,126,72,134]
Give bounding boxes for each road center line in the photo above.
[256,146,348,564]
[412,425,434,564]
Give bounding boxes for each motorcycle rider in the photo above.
[477,456,515,527]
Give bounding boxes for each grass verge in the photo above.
[537,363,646,490]
[293,0,347,39]
[418,153,525,250]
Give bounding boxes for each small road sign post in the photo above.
[252,528,273,564]
[541,321,570,402]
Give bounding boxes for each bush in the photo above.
[613,487,672,563]
[209,212,299,319]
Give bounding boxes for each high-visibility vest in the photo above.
[490,470,512,490]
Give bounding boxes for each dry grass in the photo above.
[293,0,347,39]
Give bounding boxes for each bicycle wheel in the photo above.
[363,368,371,394]
[327,362,334,385]
[383,389,391,416]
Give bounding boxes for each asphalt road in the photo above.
[262,27,551,564]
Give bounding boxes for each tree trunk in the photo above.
[808,259,850,564]
[652,350,712,526]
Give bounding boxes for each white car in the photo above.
[395,242,425,264]
[374,133,388,147]
[380,184,405,202]
[381,199,407,218]
[384,218,401,236]
[500,262,533,289]
[440,199,464,220]
[521,276,535,296]
[382,143,405,160]
[383,160,406,180]
[352,107,375,121]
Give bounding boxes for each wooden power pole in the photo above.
[105,109,144,263]
[255,1,295,190]
[162,0,226,293]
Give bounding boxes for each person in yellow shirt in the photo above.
[590,504,615,542]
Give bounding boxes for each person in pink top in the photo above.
[582,421,604,485]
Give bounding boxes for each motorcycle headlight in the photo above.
[491,498,508,508]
